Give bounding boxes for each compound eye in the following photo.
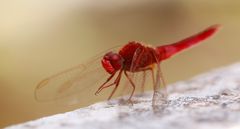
[104,52,114,60]
[111,54,120,61]
[101,58,115,74]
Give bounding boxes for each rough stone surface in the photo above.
[6,63,240,129]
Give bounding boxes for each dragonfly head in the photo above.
[101,51,124,74]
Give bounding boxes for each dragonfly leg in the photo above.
[137,66,155,94]
[151,50,167,111]
[107,70,123,100]
[159,66,167,93]
[140,71,146,94]
[150,68,155,85]
[124,70,136,101]
[95,82,116,95]
[95,73,116,95]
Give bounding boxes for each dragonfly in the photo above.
[35,25,220,107]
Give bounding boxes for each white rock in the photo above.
[6,63,240,129]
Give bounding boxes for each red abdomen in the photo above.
[156,25,219,61]
[118,25,219,72]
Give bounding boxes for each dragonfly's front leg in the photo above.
[107,70,123,100]
[95,72,116,95]
[95,70,123,100]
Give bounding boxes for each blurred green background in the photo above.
[1,0,240,128]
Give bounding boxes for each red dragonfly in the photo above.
[35,25,219,106]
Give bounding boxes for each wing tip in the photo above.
[36,78,50,89]
[209,24,222,32]
[34,78,50,101]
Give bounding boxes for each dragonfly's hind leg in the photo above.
[140,71,146,94]
[151,50,168,113]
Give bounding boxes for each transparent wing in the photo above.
[34,46,122,106]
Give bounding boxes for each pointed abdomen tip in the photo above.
[210,24,221,31]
